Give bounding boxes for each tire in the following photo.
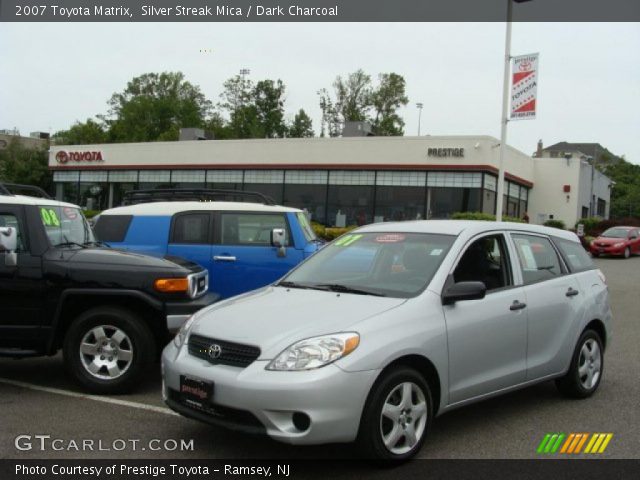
[63,306,155,394]
[357,367,433,461]
[624,247,631,259]
[555,329,604,399]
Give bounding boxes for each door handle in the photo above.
[566,288,580,297]
[510,300,527,311]
[213,255,237,262]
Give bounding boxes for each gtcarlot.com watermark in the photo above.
[14,435,194,452]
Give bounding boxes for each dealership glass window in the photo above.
[108,171,138,207]
[375,186,426,222]
[482,189,496,215]
[243,184,284,204]
[112,183,137,207]
[207,170,243,184]
[326,185,374,227]
[171,170,206,188]
[243,170,284,204]
[427,172,482,188]
[78,171,109,211]
[427,188,482,219]
[138,170,172,190]
[53,171,80,204]
[283,184,328,224]
[597,198,606,217]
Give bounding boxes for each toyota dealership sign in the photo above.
[55,150,104,164]
[510,53,539,120]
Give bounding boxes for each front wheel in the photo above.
[357,367,433,461]
[623,247,631,259]
[63,307,155,394]
[555,329,604,399]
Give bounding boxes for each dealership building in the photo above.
[48,135,613,227]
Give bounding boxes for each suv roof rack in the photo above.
[121,188,276,206]
[0,182,52,199]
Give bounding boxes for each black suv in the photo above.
[0,184,217,393]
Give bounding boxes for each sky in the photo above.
[1,22,639,163]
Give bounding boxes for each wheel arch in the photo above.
[584,318,607,351]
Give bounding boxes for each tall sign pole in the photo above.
[495,0,513,222]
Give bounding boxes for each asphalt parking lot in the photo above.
[1,256,638,460]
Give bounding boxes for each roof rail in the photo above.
[0,182,52,199]
[121,188,276,206]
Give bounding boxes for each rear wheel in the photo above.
[357,367,433,461]
[624,247,631,259]
[63,307,155,394]
[556,329,603,399]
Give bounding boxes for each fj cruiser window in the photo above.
[38,205,95,246]
[221,213,290,246]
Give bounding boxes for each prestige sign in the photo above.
[55,150,104,164]
[427,148,464,157]
[510,53,539,120]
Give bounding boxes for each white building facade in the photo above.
[48,135,609,227]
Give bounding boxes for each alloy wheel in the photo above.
[578,338,601,390]
[79,325,133,380]
[379,382,428,455]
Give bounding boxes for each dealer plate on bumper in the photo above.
[180,375,214,408]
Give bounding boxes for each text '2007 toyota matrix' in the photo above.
[162,220,611,461]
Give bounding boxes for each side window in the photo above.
[93,215,133,243]
[171,213,210,244]
[453,234,512,292]
[631,229,639,239]
[554,237,595,273]
[512,234,562,284]
[220,213,290,246]
[0,213,25,252]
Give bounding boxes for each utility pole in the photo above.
[416,103,424,136]
[589,145,599,217]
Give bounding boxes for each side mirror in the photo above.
[271,228,286,248]
[442,281,486,305]
[0,227,17,252]
[0,227,18,267]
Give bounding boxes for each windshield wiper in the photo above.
[83,240,110,248]
[54,241,87,249]
[312,283,386,297]
[277,280,314,290]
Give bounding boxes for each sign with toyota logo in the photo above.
[55,150,104,164]
[510,53,539,120]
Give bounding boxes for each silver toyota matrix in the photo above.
[162,220,612,460]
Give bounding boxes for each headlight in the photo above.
[266,332,360,371]
[614,242,625,248]
[173,314,197,348]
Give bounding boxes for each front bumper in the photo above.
[590,244,626,256]
[162,341,379,445]
[165,292,220,332]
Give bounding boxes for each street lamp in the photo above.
[416,103,424,136]
[495,0,533,222]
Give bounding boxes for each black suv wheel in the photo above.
[63,306,154,394]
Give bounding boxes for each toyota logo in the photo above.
[55,151,69,164]
[207,344,222,360]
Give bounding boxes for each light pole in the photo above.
[495,0,532,222]
[416,102,424,136]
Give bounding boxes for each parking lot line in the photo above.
[0,377,178,417]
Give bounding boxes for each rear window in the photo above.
[171,213,210,244]
[554,237,596,273]
[93,215,133,243]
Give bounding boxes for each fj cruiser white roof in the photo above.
[101,201,302,216]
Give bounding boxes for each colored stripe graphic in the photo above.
[540,433,613,454]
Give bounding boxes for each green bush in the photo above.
[82,209,101,219]
[451,212,525,223]
[310,222,357,241]
[575,216,640,237]
[543,219,566,230]
[574,217,601,236]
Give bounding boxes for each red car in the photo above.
[590,226,640,258]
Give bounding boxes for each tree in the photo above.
[370,73,409,136]
[52,119,107,145]
[288,109,314,138]
[105,72,212,142]
[318,70,408,137]
[0,138,51,193]
[219,75,288,139]
[600,159,640,218]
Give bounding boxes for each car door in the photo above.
[509,232,585,380]
[443,232,528,404]
[629,229,640,253]
[210,211,302,299]
[166,211,214,285]
[0,205,45,349]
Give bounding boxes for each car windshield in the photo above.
[601,228,629,239]
[38,205,96,247]
[279,232,455,298]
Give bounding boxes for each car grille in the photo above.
[167,389,264,431]
[188,334,261,368]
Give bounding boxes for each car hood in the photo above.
[189,286,407,359]
[594,237,626,245]
[60,247,191,272]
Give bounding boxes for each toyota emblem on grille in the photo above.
[208,344,222,360]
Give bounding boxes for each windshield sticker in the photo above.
[375,234,406,243]
[430,248,444,256]
[334,234,363,246]
[40,207,61,227]
[63,207,78,220]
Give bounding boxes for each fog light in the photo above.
[292,412,311,432]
